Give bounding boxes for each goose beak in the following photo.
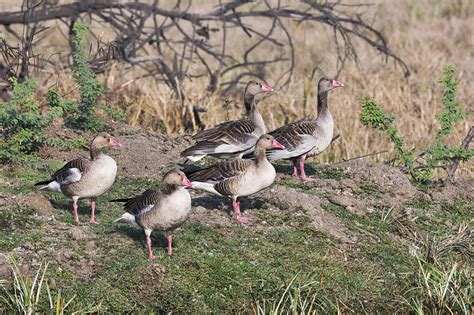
[331,80,344,88]
[272,139,285,149]
[261,83,273,93]
[109,138,122,147]
[182,176,193,188]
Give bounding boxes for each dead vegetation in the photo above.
[0,0,471,177]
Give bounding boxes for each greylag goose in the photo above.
[181,80,273,161]
[111,170,193,259]
[263,77,343,181]
[35,133,122,224]
[188,134,284,224]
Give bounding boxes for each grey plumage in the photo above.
[181,81,273,161]
[112,170,192,259]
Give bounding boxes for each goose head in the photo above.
[245,80,273,96]
[318,77,344,94]
[256,134,285,150]
[91,132,122,149]
[163,169,193,188]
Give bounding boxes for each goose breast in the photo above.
[142,188,192,231]
[63,155,117,198]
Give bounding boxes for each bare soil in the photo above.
[2,125,472,282]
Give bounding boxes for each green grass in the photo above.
[1,160,472,313]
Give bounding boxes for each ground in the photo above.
[0,125,472,313]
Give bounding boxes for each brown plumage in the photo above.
[188,134,284,224]
[35,133,122,224]
[112,169,193,260]
[262,77,344,181]
[181,81,273,161]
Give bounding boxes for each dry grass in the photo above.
[1,0,472,176]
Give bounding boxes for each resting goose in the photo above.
[112,170,192,259]
[35,133,121,224]
[188,134,284,224]
[264,77,343,181]
[181,80,273,161]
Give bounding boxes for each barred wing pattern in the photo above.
[121,189,164,216]
[192,119,256,142]
[53,158,91,185]
[266,121,318,160]
[182,119,258,157]
[187,159,254,182]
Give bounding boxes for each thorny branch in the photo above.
[0,0,410,126]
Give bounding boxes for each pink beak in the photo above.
[182,176,193,188]
[109,138,122,147]
[272,139,285,149]
[261,83,273,93]
[331,79,344,88]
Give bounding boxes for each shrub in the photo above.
[360,66,473,185]
[0,78,63,163]
[65,21,105,131]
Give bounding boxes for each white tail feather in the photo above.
[191,181,223,196]
[38,181,62,193]
[186,155,205,162]
[113,212,137,225]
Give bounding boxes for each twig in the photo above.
[334,150,388,164]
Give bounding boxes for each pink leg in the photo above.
[167,234,173,256]
[292,160,299,177]
[299,160,316,182]
[146,231,158,260]
[72,199,79,224]
[89,199,98,224]
[232,199,252,224]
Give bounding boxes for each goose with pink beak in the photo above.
[188,134,284,224]
[262,77,344,181]
[112,169,193,259]
[181,80,274,161]
[35,132,122,224]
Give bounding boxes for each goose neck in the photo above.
[315,91,329,120]
[254,146,267,164]
[89,146,103,160]
[244,93,256,113]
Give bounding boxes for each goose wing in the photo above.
[266,121,319,160]
[116,189,164,216]
[52,158,91,185]
[186,159,254,182]
[182,119,258,157]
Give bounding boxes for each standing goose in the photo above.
[264,77,343,181]
[188,134,284,224]
[35,133,122,224]
[111,170,193,260]
[181,80,273,161]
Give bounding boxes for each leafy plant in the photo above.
[360,66,473,185]
[66,21,105,131]
[0,78,63,163]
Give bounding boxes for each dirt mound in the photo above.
[114,126,191,179]
[428,179,474,202]
[16,193,55,215]
[261,185,356,243]
[337,159,422,199]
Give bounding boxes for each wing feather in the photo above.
[121,189,163,216]
[265,121,318,160]
[182,119,258,158]
[53,158,91,185]
[187,159,254,182]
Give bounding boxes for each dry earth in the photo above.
[1,125,472,282]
